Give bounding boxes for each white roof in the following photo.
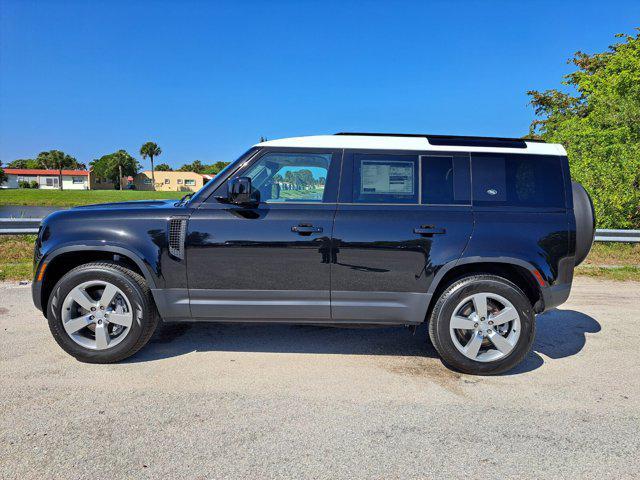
[255,135,566,156]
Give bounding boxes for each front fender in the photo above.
[31,207,190,313]
[39,243,158,288]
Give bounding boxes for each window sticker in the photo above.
[360,160,414,195]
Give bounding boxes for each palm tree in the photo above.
[140,142,162,188]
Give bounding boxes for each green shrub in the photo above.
[18,180,31,189]
[29,180,39,189]
[528,31,640,228]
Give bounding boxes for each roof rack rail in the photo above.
[334,132,545,149]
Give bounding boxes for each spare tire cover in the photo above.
[572,181,595,266]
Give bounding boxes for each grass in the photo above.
[575,242,640,281]
[574,265,640,282]
[578,242,640,266]
[0,235,36,281]
[1,235,638,282]
[0,189,184,207]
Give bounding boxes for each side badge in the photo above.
[487,189,498,196]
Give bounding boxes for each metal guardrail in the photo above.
[0,218,41,235]
[594,229,640,243]
[1,217,639,242]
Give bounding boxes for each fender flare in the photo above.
[427,256,544,298]
[41,243,158,289]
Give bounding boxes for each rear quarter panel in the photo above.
[464,208,573,287]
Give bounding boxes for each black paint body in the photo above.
[33,146,576,324]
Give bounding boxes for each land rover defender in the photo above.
[32,133,595,374]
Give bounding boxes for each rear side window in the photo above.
[421,155,471,205]
[352,154,418,203]
[471,154,565,208]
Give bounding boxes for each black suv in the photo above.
[32,133,595,374]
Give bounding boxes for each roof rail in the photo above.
[334,132,545,149]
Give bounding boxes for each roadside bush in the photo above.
[528,31,640,229]
[29,180,39,189]
[18,181,31,189]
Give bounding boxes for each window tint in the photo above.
[421,155,470,205]
[352,154,418,203]
[471,154,565,208]
[243,152,331,203]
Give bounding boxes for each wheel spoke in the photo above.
[472,293,488,319]
[463,331,483,359]
[107,312,133,328]
[490,307,518,326]
[487,330,513,354]
[69,287,95,311]
[450,315,476,330]
[94,323,110,349]
[100,284,119,307]
[64,315,93,334]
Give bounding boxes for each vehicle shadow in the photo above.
[506,309,601,375]
[127,309,601,375]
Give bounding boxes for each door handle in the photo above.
[414,225,446,236]
[292,224,323,235]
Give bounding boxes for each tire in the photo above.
[572,181,595,266]
[428,274,535,375]
[47,262,159,363]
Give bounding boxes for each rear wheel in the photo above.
[47,262,158,363]
[428,275,535,375]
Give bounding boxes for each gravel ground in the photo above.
[1,277,639,479]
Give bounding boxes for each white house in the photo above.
[1,168,90,190]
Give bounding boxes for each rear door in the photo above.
[330,150,473,323]
[186,148,341,321]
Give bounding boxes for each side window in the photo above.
[352,154,418,203]
[471,154,565,208]
[243,152,332,203]
[421,155,470,205]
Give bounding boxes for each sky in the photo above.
[0,0,638,170]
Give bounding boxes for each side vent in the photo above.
[168,217,188,260]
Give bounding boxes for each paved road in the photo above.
[1,278,639,479]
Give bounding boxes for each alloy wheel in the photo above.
[449,292,521,362]
[61,280,134,350]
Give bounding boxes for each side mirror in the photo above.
[228,177,260,206]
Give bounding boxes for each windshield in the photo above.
[187,148,256,205]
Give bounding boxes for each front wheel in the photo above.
[428,275,535,375]
[47,262,159,363]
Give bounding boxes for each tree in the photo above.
[200,161,230,175]
[140,142,162,187]
[179,160,205,173]
[7,158,43,169]
[527,30,640,228]
[210,161,230,174]
[177,160,230,175]
[36,150,83,190]
[0,161,7,185]
[90,150,140,189]
[155,163,172,171]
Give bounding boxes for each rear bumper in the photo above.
[541,283,572,312]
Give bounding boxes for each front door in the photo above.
[331,151,474,324]
[186,148,342,321]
